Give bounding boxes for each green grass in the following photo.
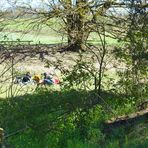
[0,83,36,99]
[88,32,120,45]
[0,82,61,99]
[0,18,146,148]
[1,88,147,147]
[0,31,121,45]
[0,19,122,45]
[0,18,66,44]
[0,31,66,44]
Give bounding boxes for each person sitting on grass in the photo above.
[33,75,41,84]
[42,72,53,85]
[52,76,60,84]
[22,72,31,84]
[14,76,22,84]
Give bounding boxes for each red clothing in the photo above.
[52,79,60,84]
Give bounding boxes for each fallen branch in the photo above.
[104,109,148,132]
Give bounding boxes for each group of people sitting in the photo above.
[15,72,60,85]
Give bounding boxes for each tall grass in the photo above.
[0,88,147,147]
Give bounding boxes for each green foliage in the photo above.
[0,88,106,147]
[1,86,147,147]
[105,122,148,148]
[1,4,148,147]
[113,8,148,97]
[62,59,93,89]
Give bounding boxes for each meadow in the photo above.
[0,19,119,45]
[0,18,147,148]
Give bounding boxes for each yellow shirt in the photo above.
[33,75,40,83]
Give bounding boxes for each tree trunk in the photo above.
[65,7,89,51]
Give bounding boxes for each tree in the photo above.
[114,0,148,96]
[3,0,148,51]
[7,0,118,51]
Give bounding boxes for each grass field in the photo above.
[0,20,121,100]
[0,47,118,99]
[0,19,121,45]
[0,54,62,99]
[0,31,66,44]
[0,31,119,45]
[0,11,147,148]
